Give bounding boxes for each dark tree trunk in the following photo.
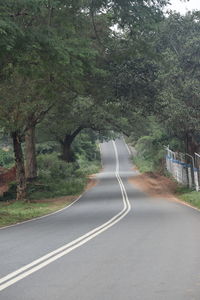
[25,126,37,181]
[12,131,26,201]
[185,132,199,156]
[60,127,83,162]
[61,136,74,162]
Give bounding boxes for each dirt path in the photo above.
[129,171,178,199]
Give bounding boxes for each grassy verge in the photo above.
[133,156,155,173]
[0,155,101,227]
[175,186,200,209]
[0,197,76,228]
[27,178,87,200]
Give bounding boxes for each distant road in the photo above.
[1,139,200,299]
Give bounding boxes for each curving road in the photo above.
[0,139,200,299]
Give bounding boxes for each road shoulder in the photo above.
[129,171,200,212]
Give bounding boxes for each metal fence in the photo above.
[165,146,200,191]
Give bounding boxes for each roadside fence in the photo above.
[165,146,200,191]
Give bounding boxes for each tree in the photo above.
[39,96,117,162]
[155,12,200,155]
[0,0,170,200]
[0,0,97,199]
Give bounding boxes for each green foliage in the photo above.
[0,199,76,227]
[0,131,101,201]
[0,152,99,201]
[36,142,59,155]
[132,117,170,172]
[31,150,99,199]
[133,156,154,173]
[0,126,101,202]
[112,58,158,114]
[155,12,200,151]
[37,153,78,181]
[27,178,86,200]
[0,0,104,135]
[176,186,200,209]
[0,181,17,201]
[0,0,175,203]
[73,131,100,162]
[0,0,109,201]
[0,200,52,227]
[90,0,167,32]
[117,11,200,161]
[0,148,14,167]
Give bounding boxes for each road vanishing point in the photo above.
[0,139,200,299]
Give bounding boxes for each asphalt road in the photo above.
[1,139,200,299]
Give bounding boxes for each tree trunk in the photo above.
[61,135,74,162]
[185,132,199,156]
[60,127,83,162]
[25,126,37,181]
[12,131,26,201]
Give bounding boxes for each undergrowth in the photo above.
[0,199,74,227]
[0,154,100,201]
[176,186,200,209]
[133,156,155,173]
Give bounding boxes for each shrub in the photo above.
[0,181,17,201]
[37,153,79,180]
[0,149,14,167]
[73,132,100,162]
[36,142,59,155]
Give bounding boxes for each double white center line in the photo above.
[0,141,131,292]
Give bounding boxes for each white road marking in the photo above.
[0,141,131,292]
[122,137,131,155]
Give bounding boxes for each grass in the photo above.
[133,156,154,173]
[0,158,101,201]
[0,175,93,227]
[27,178,87,200]
[0,198,75,228]
[0,158,101,228]
[176,186,200,209]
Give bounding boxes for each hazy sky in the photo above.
[166,0,200,14]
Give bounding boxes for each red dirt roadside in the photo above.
[129,172,178,199]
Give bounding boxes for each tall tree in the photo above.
[0,0,96,198]
[155,12,200,155]
[0,0,169,199]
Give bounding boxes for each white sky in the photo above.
[166,0,200,14]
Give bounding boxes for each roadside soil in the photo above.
[87,175,99,191]
[129,171,178,199]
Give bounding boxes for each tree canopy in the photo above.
[1,1,200,200]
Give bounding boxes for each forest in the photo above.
[0,0,200,205]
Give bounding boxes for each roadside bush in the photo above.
[28,152,90,200]
[1,133,101,201]
[0,181,17,201]
[0,149,14,167]
[37,153,78,180]
[36,142,59,155]
[73,132,100,162]
[76,152,100,176]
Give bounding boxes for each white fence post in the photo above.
[194,170,199,191]
[165,147,199,190]
[185,153,195,189]
[194,153,200,191]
